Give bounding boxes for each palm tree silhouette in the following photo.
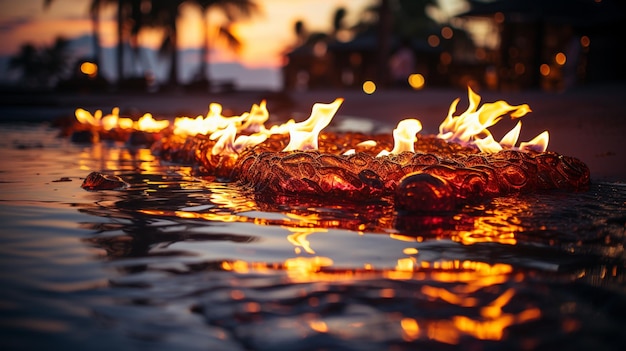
[9,37,70,88]
[43,0,259,89]
[192,0,259,87]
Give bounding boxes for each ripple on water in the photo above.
[1,125,625,350]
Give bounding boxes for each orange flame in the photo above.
[282,98,344,151]
[74,87,550,155]
[438,86,549,153]
[377,118,422,157]
[136,113,169,132]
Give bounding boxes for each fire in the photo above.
[437,86,549,153]
[136,113,170,132]
[74,87,550,157]
[282,98,343,151]
[377,118,422,157]
[75,107,163,132]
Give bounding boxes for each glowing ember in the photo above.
[72,87,589,211]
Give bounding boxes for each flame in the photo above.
[437,86,549,153]
[377,118,422,157]
[519,130,549,152]
[74,86,550,155]
[282,98,344,151]
[136,113,169,132]
[101,108,120,131]
[75,108,102,127]
[174,102,245,136]
[75,107,160,132]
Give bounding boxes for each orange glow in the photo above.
[283,256,334,282]
[401,318,420,340]
[453,314,514,340]
[75,108,102,127]
[362,80,376,94]
[403,248,419,255]
[136,113,170,132]
[449,197,534,246]
[396,257,416,272]
[452,288,541,341]
[422,285,478,307]
[437,86,548,153]
[76,85,550,169]
[519,131,549,152]
[555,52,567,65]
[80,62,97,78]
[427,320,459,344]
[101,108,120,131]
[216,257,540,343]
[283,98,344,151]
[540,64,551,76]
[408,73,425,89]
[309,320,328,333]
[494,12,505,23]
[580,35,590,48]
[441,26,453,39]
[427,35,440,47]
[286,227,328,254]
[377,119,422,157]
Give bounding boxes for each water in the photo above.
[0,123,625,350]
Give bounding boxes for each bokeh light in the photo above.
[80,62,98,78]
[362,80,376,94]
[555,52,566,65]
[428,35,440,47]
[580,36,590,48]
[408,73,425,90]
[441,26,453,40]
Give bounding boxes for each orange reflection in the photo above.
[309,320,329,333]
[455,198,527,245]
[400,317,420,341]
[285,227,328,254]
[218,253,540,344]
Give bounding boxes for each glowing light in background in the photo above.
[80,62,98,78]
[428,35,440,47]
[580,35,591,48]
[540,64,551,76]
[362,80,376,94]
[555,52,566,65]
[408,73,425,89]
[494,11,505,23]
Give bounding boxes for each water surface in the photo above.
[1,124,625,350]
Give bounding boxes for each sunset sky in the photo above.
[0,0,467,88]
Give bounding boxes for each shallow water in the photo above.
[0,124,625,351]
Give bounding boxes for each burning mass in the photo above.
[74,87,589,212]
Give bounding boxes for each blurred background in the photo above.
[1,0,625,94]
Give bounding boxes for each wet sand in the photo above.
[1,83,624,182]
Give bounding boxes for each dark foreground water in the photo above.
[0,123,625,351]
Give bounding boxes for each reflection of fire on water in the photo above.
[220,256,540,344]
